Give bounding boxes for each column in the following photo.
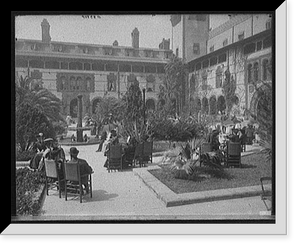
[76,94,83,142]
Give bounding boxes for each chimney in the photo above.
[41,19,51,43]
[131,27,139,49]
[159,38,170,50]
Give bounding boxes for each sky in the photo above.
[15,14,229,49]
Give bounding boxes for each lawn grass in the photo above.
[148,152,272,194]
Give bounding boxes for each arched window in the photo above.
[76,77,82,90]
[209,96,217,115]
[247,64,253,83]
[70,76,76,90]
[253,62,259,82]
[60,76,66,91]
[217,95,226,113]
[86,77,92,91]
[262,59,269,81]
[216,66,223,88]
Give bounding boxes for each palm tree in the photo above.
[16,75,64,122]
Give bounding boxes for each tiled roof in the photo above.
[209,14,252,39]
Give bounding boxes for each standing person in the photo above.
[67,147,94,194]
[96,130,107,152]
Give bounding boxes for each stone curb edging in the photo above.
[133,165,268,207]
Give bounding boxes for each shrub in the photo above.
[16,150,36,161]
[16,167,46,216]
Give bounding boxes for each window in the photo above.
[253,62,259,82]
[218,53,227,63]
[45,61,59,69]
[238,31,244,41]
[69,62,82,70]
[84,63,91,71]
[145,65,156,73]
[76,77,82,90]
[105,63,118,71]
[15,59,28,68]
[132,65,144,73]
[209,57,217,66]
[209,45,214,53]
[193,43,200,55]
[263,36,272,49]
[216,66,223,88]
[92,62,104,71]
[247,64,253,83]
[61,62,68,70]
[243,43,256,55]
[60,76,66,90]
[29,60,44,68]
[86,77,92,91]
[119,64,131,72]
[223,38,228,47]
[202,60,209,68]
[257,41,262,51]
[202,75,208,90]
[266,20,272,30]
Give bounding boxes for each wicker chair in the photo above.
[44,159,64,198]
[226,142,241,167]
[106,144,123,172]
[133,143,144,167]
[64,161,93,203]
[142,141,153,164]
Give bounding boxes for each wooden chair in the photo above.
[133,143,144,167]
[63,161,93,203]
[106,144,123,172]
[226,142,241,167]
[142,141,153,164]
[260,177,273,211]
[44,159,64,198]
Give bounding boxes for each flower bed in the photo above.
[148,152,272,194]
[16,167,46,216]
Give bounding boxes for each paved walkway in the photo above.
[40,144,271,220]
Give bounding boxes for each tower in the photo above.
[171,14,209,62]
[131,27,139,49]
[41,19,51,43]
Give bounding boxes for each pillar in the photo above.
[77,94,83,142]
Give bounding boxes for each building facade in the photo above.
[181,14,273,118]
[15,19,172,118]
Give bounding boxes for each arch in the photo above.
[91,97,102,114]
[146,98,155,111]
[209,95,217,115]
[249,83,272,118]
[201,97,209,114]
[70,98,78,118]
[217,95,226,113]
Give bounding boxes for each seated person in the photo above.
[67,147,94,194]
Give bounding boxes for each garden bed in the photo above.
[148,152,272,194]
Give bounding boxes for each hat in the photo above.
[44,138,53,142]
[69,147,79,155]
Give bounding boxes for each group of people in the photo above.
[96,127,139,169]
[206,123,258,152]
[29,133,93,194]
